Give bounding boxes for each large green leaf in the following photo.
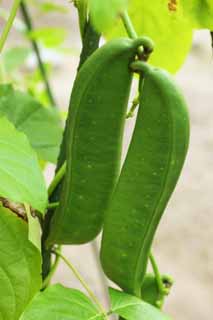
[0,206,42,320]
[20,284,104,320]
[89,0,128,32]
[181,0,213,29]
[0,84,62,164]
[107,0,193,73]
[109,288,171,320]
[0,116,47,213]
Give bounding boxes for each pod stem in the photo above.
[52,248,108,319]
[42,245,61,288]
[0,0,21,53]
[149,253,169,296]
[20,1,57,107]
[120,10,145,59]
[120,10,154,62]
[120,10,138,39]
[48,162,67,197]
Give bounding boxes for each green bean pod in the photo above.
[47,38,151,245]
[100,62,190,297]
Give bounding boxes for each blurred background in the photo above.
[1,1,213,319]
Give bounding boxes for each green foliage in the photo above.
[0,7,26,33]
[37,1,69,14]
[0,206,42,320]
[89,0,213,72]
[106,0,193,73]
[2,46,31,72]
[181,0,213,29]
[28,27,67,48]
[109,288,171,320]
[20,284,102,320]
[24,64,54,107]
[0,116,47,213]
[89,0,128,32]
[0,84,62,163]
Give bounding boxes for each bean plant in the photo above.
[0,1,212,320]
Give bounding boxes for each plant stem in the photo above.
[20,1,57,107]
[74,0,88,40]
[91,240,110,305]
[42,245,61,288]
[48,162,67,197]
[120,10,148,60]
[53,248,108,319]
[78,17,100,70]
[0,0,21,53]
[41,161,66,281]
[120,10,137,39]
[210,31,213,51]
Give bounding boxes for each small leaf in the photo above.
[20,284,104,320]
[0,85,63,164]
[0,206,42,320]
[24,203,41,251]
[89,0,128,32]
[3,47,31,72]
[38,2,68,14]
[0,116,47,213]
[109,288,171,320]
[27,27,67,48]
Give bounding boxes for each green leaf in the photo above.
[20,284,104,320]
[0,85,62,164]
[3,47,31,72]
[107,0,193,73]
[181,0,213,29]
[0,116,47,213]
[89,0,128,32]
[0,206,42,320]
[27,27,67,48]
[25,203,41,251]
[38,2,68,14]
[109,288,171,320]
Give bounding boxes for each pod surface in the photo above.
[100,63,190,297]
[48,38,144,245]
